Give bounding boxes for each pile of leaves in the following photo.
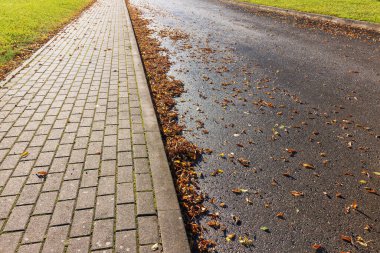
[127,2,215,252]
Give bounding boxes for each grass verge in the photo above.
[0,0,94,80]
[240,0,380,23]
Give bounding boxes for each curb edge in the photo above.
[123,2,192,253]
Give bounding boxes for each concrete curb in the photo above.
[221,0,380,33]
[123,2,191,253]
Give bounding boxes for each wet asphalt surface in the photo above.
[130,0,380,252]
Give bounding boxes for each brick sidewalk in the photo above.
[0,0,189,252]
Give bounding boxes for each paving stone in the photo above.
[4,205,33,231]
[42,172,63,192]
[0,170,12,187]
[136,192,156,216]
[64,163,83,180]
[117,166,133,183]
[95,195,115,219]
[67,237,90,253]
[18,243,42,253]
[115,230,137,253]
[98,176,115,195]
[118,151,133,166]
[58,180,80,200]
[22,215,51,243]
[0,232,22,252]
[17,183,42,205]
[81,169,98,188]
[50,200,75,226]
[50,157,69,173]
[116,204,136,231]
[12,160,34,177]
[135,173,153,192]
[70,209,94,237]
[117,183,134,204]
[0,196,17,219]
[137,216,160,245]
[134,158,150,174]
[41,225,69,253]
[1,176,27,196]
[84,154,101,170]
[76,187,96,210]
[34,191,58,215]
[100,159,116,176]
[92,219,114,250]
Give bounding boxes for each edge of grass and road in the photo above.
[224,0,380,34]
[0,0,95,81]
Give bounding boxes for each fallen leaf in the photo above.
[312,244,322,249]
[36,171,48,179]
[245,197,253,205]
[276,212,285,219]
[341,235,352,244]
[231,214,241,225]
[291,191,304,197]
[238,158,250,167]
[302,163,315,169]
[151,243,159,251]
[219,202,227,208]
[364,187,377,194]
[373,172,380,176]
[238,236,253,247]
[207,220,220,229]
[351,200,358,210]
[356,236,370,247]
[260,226,270,232]
[286,148,297,155]
[20,151,29,158]
[232,188,248,194]
[211,169,224,176]
[359,180,367,184]
[226,233,236,242]
[336,192,344,199]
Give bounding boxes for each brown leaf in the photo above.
[276,212,285,219]
[291,191,304,197]
[286,148,297,155]
[341,235,352,243]
[302,163,315,169]
[36,171,48,179]
[207,220,220,229]
[238,158,250,167]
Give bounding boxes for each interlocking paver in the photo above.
[0,0,183,251]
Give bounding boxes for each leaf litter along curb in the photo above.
[126,3,215,252]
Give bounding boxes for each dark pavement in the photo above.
[130,0,380,252]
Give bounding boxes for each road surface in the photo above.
[130,0,380,252]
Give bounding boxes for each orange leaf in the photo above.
[341,235,352,243]
[36,171,48,179]
[291,191,304,197]
[312,244,322,249]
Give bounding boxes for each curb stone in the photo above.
[123,2,192,253]
[221,0,380,33]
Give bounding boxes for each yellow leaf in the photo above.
[226,233,236,242]
[302,163,315,169]
[238,236,253,247]
[20,151,29,158]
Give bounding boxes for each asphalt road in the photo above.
[130,0,380,252]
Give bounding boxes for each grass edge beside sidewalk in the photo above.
[0,0,95,81]
[240,0,380,24]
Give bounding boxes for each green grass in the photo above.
[0,0,93,66]
[241,0,380,23]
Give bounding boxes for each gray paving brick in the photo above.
[118,151,133,166]
[58,180,80,200]
[34,191,58,215]
[0,232,22,252]
[136,191,156,216]
[18,243,42,253]
[135,173,153,192]
[81,169,98,188]
[98,176,115,195]
[117,166,133,183]
[17,183,42,205]
[42,172,63,192]
[116,204,136,231]
[76,187,96,210]
[12,160,34,177]
[70,209,94,237]
[0,170,12,187]
[1,176,27,196]
[67,237,90,253]
[0,196,17,219]
[41,225,69,253]
[134,158,150,174]
[22,215,50,243]
[50,200,75,226]
[100,159,116,176]
[84,155,101,170]
[95,195,115,219]
[116,230,137,253]
[92,219,114,250]
[137,216,160,245]
[117,183,134,204]
[4,205,33,231]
